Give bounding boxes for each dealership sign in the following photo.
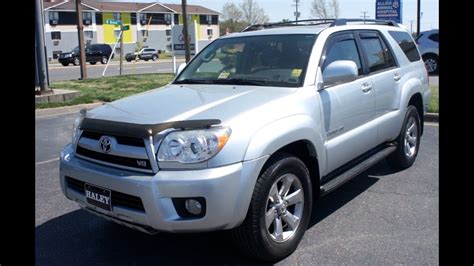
[375,0,402,23]
[172,21,198,55]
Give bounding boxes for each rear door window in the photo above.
[359,31,396,73]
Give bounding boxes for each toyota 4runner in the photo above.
[59,19,431,261]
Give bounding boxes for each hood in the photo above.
[86,84,298,125]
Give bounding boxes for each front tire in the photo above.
[231,153,312,262]
[90,62,97,65]
[61,62,69,66]
[388,105,421,169]
[152,55,158,61]
[422,54,439,75]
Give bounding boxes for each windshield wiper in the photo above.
[209,78,268,86]
[174,79,214,84]
[174,78,268,86]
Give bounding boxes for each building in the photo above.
[42,0,220,62]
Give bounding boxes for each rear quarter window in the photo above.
[388,31,421,62]
[428,33,439,43]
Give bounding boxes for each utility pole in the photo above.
[361,11,369,23]
[292,0,300,23]
[181,0,191,63]
[416,0,421,36]
[120,21,123,75]
[35,0,50,92]
[75,0,87,79]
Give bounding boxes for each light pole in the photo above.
[181,0,191,63]
[75,0,87,79]
[35,0,50,92]
[416,0,421,36]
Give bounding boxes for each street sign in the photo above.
[105,19,121,25]
[375,0,402,23]
[121,25,130,31]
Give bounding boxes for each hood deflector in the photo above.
[80,118,221,138]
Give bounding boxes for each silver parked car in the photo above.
[59,18,431,262]
[416,29,439,74]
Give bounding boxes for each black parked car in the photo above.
[125,48,159,62]
[58,44,114,66]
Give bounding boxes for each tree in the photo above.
[220,3,246,33]
[222,2,243,22]
[239,0,269,25]
[310,0,339,19]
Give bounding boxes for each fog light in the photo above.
[172,197,206,218]
[185,199,202,215]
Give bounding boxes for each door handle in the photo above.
[361,82,372,93]
[394,73,401,81]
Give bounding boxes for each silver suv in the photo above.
[416,29,439,74]
[59,19,431,262]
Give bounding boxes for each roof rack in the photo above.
[330,18,399,27]
[241,19,336,32]
[241,18,399,32]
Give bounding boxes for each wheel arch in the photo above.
[408,92,424,135]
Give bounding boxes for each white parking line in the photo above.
[121,66,153,70]
[36,157,59,166]
[425,122,439,127]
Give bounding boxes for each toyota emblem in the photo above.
[98,136,113,153]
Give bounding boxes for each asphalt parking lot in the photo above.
[35,111,438,265]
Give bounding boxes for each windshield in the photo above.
[174,34,317,87]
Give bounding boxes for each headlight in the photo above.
[157,127,231,164]
[72,109,86,146]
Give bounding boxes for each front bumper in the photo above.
[58,57,74,63]
[59,144,268,233]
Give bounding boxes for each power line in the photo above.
[361,11,369,24]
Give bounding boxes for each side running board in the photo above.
[320,145,397,196]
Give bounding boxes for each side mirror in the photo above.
[322,60,358,86]
[176,63,186,75]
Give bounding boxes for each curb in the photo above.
[35,102,104,117]
[424,113,439,123]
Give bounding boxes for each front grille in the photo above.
[76,146,152,171]
[65,176,145,212]
[81,130,145,147]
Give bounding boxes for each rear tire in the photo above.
[152,55,158,61]
[231,152,312,262]
[100,56,108,64]
[61,62,69,66]
[388,105,421,169]
[90,62,97,65]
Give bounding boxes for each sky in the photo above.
[107,0,439,32]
